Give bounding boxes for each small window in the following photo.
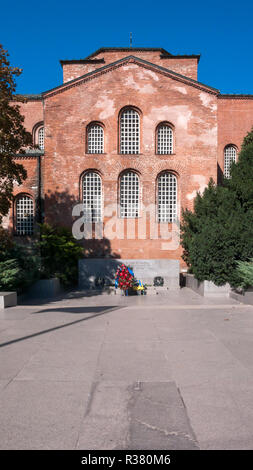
[87,124,104,154]
[224,145,237,178]
[120,108,140,154]
[157,172,177,222]
[15,195,34,235]
[157,124,173,154]
[82,172,102,222]
[119,171,140,218]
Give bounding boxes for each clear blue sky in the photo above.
[2,0,253,95]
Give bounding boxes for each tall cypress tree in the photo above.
[181,129,253,287]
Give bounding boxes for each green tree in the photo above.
[0,44,32,223]
[226,129,253,210]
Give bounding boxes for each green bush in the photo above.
[0,259,22,290]
[37,223,83,286]
[0,227,14,261]
[236,259,253,289]
[0,249,41,293]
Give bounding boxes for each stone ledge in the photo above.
[24,278,62,299]
[229,288,253,305]
[0,292,17,308]
[185,274,230,296]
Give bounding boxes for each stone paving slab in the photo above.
[128,382,199,450]
[0,380,91,450]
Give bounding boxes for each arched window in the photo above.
[33,123,44,150]
[157,172,177,222]
[15,195,34,235]
[38,127,44,150]
[157,124,173,154]
[120,108,140,154]
[119,171,140,218]
[224,145,237,178]
[87,123,104,154]
[82,172,102,222]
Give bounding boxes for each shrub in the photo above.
[236,259,253,289]
[0,259,22,290]
[0,227,14,261]
[0,243,41,293]
[37,223,83,286]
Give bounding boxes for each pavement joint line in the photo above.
[123,304,252,309]
[74,318,111,449]
[4,303,252,312]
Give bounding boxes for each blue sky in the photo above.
[2,0,253,95]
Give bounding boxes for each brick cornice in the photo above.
[43,55,219,99]
[218,94,253,100]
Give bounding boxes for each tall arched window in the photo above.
[15,195,34,235]
[82,172,102,222]
[33,122,44,150]
[119,171,140,218]
[38,127,44,150]
[224,145,237,178]
[87,123,104,154]
[120,108,140,154]
[157,172,177,222]
[157,123,173,154]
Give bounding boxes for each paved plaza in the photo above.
[0,288,253,450]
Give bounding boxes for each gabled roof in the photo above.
[43,55,219,98]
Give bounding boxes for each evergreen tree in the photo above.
[181,128,253,286]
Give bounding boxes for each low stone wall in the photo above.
[24,278,62,299]
[185,274,230,296]
[79,259,180,290]
[229,288,253,305]
[0,292,17,308]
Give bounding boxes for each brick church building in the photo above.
[4,47,253,278]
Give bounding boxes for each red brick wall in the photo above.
[62,50,198,83]
[218,97,253,174]
[43,59,217,262]
[2,99,43,233]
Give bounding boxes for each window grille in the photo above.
[82,172,102,222]
[38,127,44,150]
[157,124,173,154]
[16,195,34,235]
[224,146,236,178]
[157,172,177,222]
[120,171,140,218]
[87,124,104,154]
[120,109,140,154]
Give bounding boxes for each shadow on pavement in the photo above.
[0,305,122,349]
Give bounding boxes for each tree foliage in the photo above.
[37,223,83,286]
[236,259,253,289]
[0,228,40,292]
[181,129,253,287]
[0,44,32,223]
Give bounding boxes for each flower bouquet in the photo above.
[115,264,147,295]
